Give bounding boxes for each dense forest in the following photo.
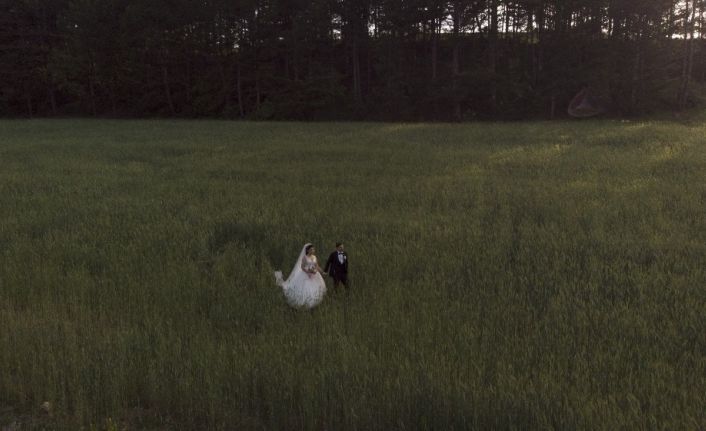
[1,0,705,120]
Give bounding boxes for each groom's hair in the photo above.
[335,242,342,247]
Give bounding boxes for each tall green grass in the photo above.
[0,119,704,430]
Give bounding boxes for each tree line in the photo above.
[1,0,705,120]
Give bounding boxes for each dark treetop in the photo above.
[1,0,704,120]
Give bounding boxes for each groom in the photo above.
[324,242,348,291]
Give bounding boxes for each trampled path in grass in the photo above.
[0,119,704,430]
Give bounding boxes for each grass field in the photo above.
[0,119,704,430]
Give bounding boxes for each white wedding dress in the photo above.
[274,243,327,309]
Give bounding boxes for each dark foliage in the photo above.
[1,0,705,120]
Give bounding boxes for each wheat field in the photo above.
[0,119,704,430]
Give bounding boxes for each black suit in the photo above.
[324,250,348,287]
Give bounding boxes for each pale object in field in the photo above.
[40,401,52,417]
[568,88,607,118]
[274,243,326,309]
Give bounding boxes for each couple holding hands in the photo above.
[274,242,349,309]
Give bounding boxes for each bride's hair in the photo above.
[305,244,314,255]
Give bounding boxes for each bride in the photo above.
[275,243,327,309]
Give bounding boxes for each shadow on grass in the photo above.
[205,220,285,270]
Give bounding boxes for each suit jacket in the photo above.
[324,251,348,278]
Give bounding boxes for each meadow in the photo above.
[0,119,704,430]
